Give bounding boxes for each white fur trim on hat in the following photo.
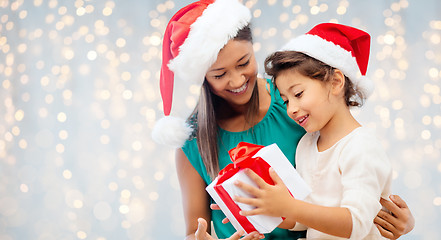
[152,116,193,148]
[356,75,374,97]
[168,0,251,86]
[281,34,374,97]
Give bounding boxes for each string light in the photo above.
[0,0,439,239]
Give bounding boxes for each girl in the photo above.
[233,23,397,239]
[152,0,414,238]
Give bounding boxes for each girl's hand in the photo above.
[211,201,296,229]
[194,218,264,240]
[374,195,415,239]
[233,168,294,218]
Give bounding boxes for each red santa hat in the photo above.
[152,0,251,148]
[281,23,373,98]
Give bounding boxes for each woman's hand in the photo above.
[210,204,231,224]
[374,195,415,239]
[194,218,264,240]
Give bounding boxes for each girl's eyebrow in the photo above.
[208,53,249,72]
[279,83,300,96]
[288,84,300,91]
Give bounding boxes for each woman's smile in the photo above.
[228,80,249,95]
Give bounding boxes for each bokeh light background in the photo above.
[0,0,440,239]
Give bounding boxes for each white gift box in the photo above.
[206,143,311,234]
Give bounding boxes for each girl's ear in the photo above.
[331,69,345,95]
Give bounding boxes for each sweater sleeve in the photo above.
[338,131,392,239]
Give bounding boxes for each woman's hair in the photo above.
[265,51,365,107]
[188,24,257,180]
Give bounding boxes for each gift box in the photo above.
[206,142,312,234]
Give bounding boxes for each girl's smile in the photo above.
[295,114,309,127]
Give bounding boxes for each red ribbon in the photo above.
[213,142,275,233]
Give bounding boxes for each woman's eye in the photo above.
[214,72,226,79]
[295,91,303,98]
[239,59,250,67]
[282,99,288,105]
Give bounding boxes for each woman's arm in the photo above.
[375,195,415,239]
[175,149,212,239]
[176,149,263,240]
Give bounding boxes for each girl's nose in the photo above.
[287,104,299,117]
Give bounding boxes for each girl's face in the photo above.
[205,40,258,108]
[276,69,338,133]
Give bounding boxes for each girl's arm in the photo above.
[285,199,352,238]
[234,168,352,238]
[176,149,263,240]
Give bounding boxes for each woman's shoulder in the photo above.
[257,78,272,114]
[257,77,273,94]
[251,78,305,137]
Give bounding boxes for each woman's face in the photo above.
[205,40,258,108]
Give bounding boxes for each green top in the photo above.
[182,79,306,239]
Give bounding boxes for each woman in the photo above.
[152,0,414,239]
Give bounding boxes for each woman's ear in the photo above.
[331,69,345,95]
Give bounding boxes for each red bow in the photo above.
[217,142,274,186]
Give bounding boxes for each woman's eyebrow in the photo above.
[237,53,249,63]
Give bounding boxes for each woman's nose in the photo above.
[229,71,246,88]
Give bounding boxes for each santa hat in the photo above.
[152,0,251,148]
[281,23,373,98]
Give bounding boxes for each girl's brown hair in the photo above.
[264,51,365,107]
[189,24,258,180]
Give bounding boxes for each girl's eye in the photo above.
[214,72,226,79]
[282,99,288,105]
[295,91,303,98]
[238,59,250,67]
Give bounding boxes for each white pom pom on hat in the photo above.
[151,116,193,149]
[152,0,251,148]
[281,22,374,98]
